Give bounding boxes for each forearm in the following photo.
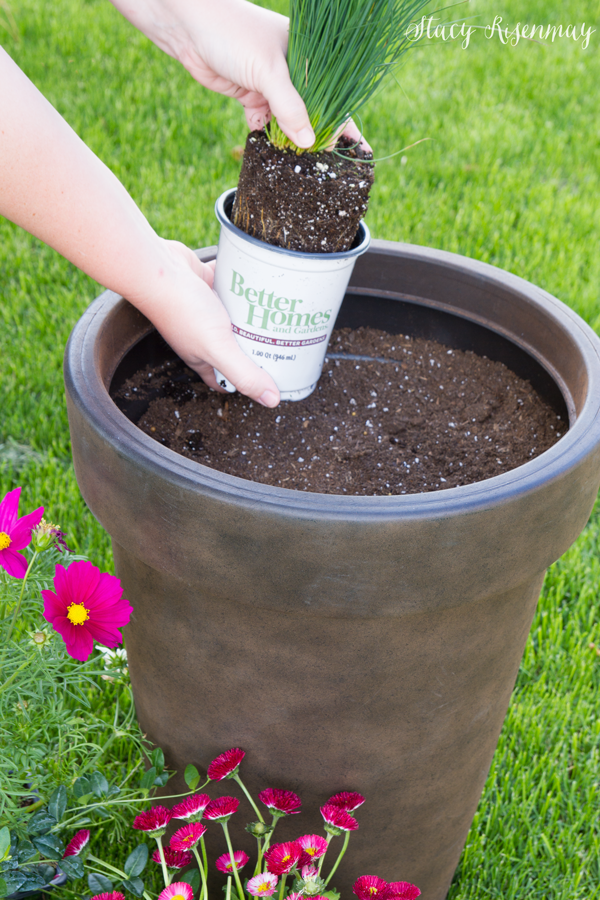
[0,47,178,307]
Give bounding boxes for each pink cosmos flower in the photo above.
[297,834,329,868]
[353,876,389,900]
[264,840,303,876]
[171,793,211,821]
[0,488,43,579]
[63,829,90,857]
[169,822,207,851]
[384,884,421,900]
[152,847,193,869]
[327,792,365,812]
[204,796,239,821]
[215,851,250,873]
[90,894,126,900]
[247,873,278,897]
[132,805,172,836]
[42,560,132,662]
[207,748,245,781]
[320,804,359,832]
[157,883,194,900]
[258,788,301,816]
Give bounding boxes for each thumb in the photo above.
[259,57,315,149]
[209,329,281,408]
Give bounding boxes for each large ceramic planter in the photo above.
[64,241,600,900]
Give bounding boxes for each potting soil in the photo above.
[118,327,564,495]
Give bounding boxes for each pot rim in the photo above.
[65,239,600,522]
[215,188,371,260]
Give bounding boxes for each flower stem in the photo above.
[317,834,334,876]
[222,821,245,900]
[192,845,208,900]
[155,836,170,887]
[233,774,265,823]
[4,549,38,645]
[260,815,280,862]
[324,831,350,885]
[254,838,263,877]
[200,834,208,885]
[278,874,287,900]
[226,875,232,900]
[0,658,31,694]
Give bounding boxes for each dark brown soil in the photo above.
[232,130,374,253]
[115,328,565,496]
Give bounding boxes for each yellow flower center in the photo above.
[171,895,186,900]
[368,889,379,896]
[282,855,291,863]
[0,532,11,550]
[67,602,90,625]
[258,883,272,894]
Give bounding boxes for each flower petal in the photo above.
[0,547,28,579]
[0,487,20,533]
[10,506,44,550]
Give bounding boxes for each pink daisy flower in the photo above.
[327,792,365,812]
[353,876,389,900]
[258,788,301,816]
[132,805,172,836]
[171,793,211,821]
[157,883,194,900]
[152,847,193,869]
[91,894,126,900]
[320,804,359,832]
[215,851,250,873]
[297,834,329,868]
[247,873,278,897]
[63,829,90,857]
[207,748,245,781]
[0,488,43,579]
[169,822,207,851]
[42,560,132,662]
[384,884,421,900]
[264,841,303,876]
[204,796,239,821]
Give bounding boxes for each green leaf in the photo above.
[17,840,37,864]
[140,767,157,790]
[32,834,65,860]
[122,876,145,896]
[124,844,148,878]
[321,892,340,900]
[76,793,95,807]
[2,871,26,893]
[73,775,93,799]
[181,868,200,893]
[184,764,200,791]
[89,772,109,798]
[61,856,85,880]
[48,785,68,822]
[93,806,111,820]
[154,771,170,787]
[27,812,57,837]
[150,748,165,773]
[88,872,114,893]
[0,878,7,897]
[0,829,10,863]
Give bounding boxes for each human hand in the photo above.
[109,0,316,149]
[130,239,281,406]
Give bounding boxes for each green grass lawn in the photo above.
[1,0,599,896]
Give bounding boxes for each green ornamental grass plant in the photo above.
[266,0,437,153]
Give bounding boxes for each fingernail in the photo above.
[257,390,280,408]
[295,127,314,148]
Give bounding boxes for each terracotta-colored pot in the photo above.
[64,241,600,900]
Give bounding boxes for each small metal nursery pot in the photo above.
[212,188,371,400]
[64,242,600,900]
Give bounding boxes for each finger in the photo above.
[210,331,281,407]
[256,57,314,148]
[342,118,373,154]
